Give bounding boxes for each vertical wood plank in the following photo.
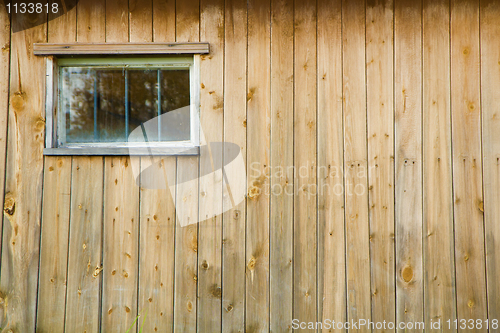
[293,0,317,328]
[153,0,176,41]
[64,1,106,331]
[36,5,76,331]
[197,0,224,331]
[270,0,293,331]
[480,0,500,322]
[246,0,271,331]
[0,2,47,331]
[422,0,457,329]
[451,0,487,326]
[0,2,11,257]
[394,0,423,329]
[101,157,140,332]
[342,0,371,330]
[317,0,345,329]
[174,0,200,330]
[366,0,395,329]
[130,0,152,42]
[136,3,177,332]
[139,159,177,332]
[106,0,129,43]
[222,0,247,330]
[64,157,104,332]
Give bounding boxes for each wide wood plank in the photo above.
[317,0,345,329]
[394,0,423,330]
[101,157,140,332]
[36,5,76,330]
[293,0,317,328]
[0,2,47,331]
[480,0,500,322]
[342,0,371,330]
[130,0,152,43]
[269,0,293,331]
[366,0,395,329]
[222,0,247,331]
[64,157,104,332]
[246,0,271,331]
[197,0,224,331]
[451,0,487,327]
[174,0,200,330]
[153,0,176,41]
[422,0,457,329]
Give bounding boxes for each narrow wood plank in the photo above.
[37,157,72,332]
[101,157,140,332]
[293,0,317,328]
[136,3,177,332]
[34,42,209,55]
[174,1,200,330]
[342,0,371,330]
[366,0,395,329]
[130,0,153,42]
[64,157,104,332]
[269,0,293,331]
[394,0,424,330]
[317,0,345,329]
[138,159,177,332]
[64,1,106,331]
[106,0,129,43]
[197,0,224,331]
[36,5,76,330]
[246,0,271,331]
[422,0,457,329]
[0,0,11,267]
[0,2,47,331]
[222,0,247,331]
[480,0,500,322]
[153,0,176,41]
[450,0,488,326]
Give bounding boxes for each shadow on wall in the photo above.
[5,0,79,33]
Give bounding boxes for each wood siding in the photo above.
[1,0,500,331]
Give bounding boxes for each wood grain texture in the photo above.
[0,1,47,331]
[293,0,317,328]
[106,0,129,43]
[422,0,457,329]
[246,0,271,331]
[222,0,247,330]
[317,0,345,329]
[394,0,423,330]
[342,0,371,330]
[130,0,153,42]
[366,0,395,329]
[101,157,140,332]
[480,0,500,323]
[33,42,210,55]
[0,0,11,279]
[138,159,177,332]
[63,1,106,331]
[270,0,293,331]
[153,0,176,41]
[36,6,76,330]
[64,157,104,332]
[197,0,224,331]
[451,0,487,326]
[174,0,200,330]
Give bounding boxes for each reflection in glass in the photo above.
[60,67,190,144]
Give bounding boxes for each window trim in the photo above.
[43,55,201,156]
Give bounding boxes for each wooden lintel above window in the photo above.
[33,42,210,56]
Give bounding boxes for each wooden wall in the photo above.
[0,0,500,332]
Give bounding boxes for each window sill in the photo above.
[44,146,200,156]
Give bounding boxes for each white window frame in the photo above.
[44,55,201,156]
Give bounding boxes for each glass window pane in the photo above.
[60,66,191,145]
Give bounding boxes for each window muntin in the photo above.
[55,57,198,150]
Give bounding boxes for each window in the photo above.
[44,55,201,155]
